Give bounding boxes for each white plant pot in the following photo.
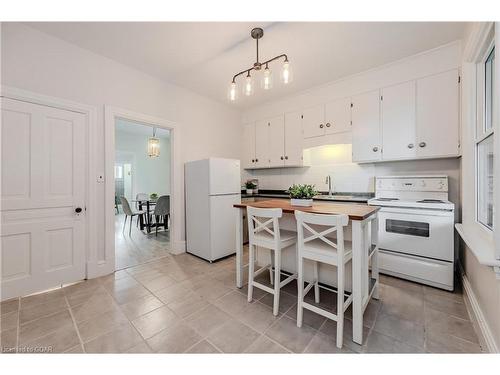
[290,198,313,207]
[246,189,253,195]
[253,188,259,194]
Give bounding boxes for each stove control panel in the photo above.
[375,176,448,192]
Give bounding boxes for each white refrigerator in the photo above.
[185,158,241,262]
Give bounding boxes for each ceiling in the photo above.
[26,22,468,109]
[115,118,170,138]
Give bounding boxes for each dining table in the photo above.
[233,198,380,345]
[132,198,157,233]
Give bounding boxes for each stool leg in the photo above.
[336,260,345,349]
[247,244,255,302]
[272,247,281,316]
[297,255,304,328]
[269,250,275,285]
[314,261,320,304]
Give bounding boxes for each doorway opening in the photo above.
[114,118,172,270]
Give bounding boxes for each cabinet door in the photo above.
[302,105,325,138]
[242,122,256,169]
[254,119,269,168]
[325,97,351,134]
[381,81,416,160]
[416,69,459,158]
[268,115,285,168]
[284,111,304,166]
[351,90,382,162]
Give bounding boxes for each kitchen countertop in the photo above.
[241,189,374,203]
[234,199,379,221]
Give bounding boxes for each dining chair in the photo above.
[120,196,145,236]
[153,195,170,236]
[135,193,149,210]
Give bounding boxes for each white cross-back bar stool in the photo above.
[246,206,297,316]
[295,210,352,348]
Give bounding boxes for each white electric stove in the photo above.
[368,176,455,290]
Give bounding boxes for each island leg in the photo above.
[351,219,364,345]
[235,207,244,288]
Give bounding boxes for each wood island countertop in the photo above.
[234,199,379,221]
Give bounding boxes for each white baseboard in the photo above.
[460,266,499,353]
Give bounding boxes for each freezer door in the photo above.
[209,158,241,195]
[209,194,241,261]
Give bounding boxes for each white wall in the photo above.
[115,130,171,199]
[1,23,241,260]
[241,41,462,221]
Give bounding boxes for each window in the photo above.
[476,44,495,231]
[114,165,123,179]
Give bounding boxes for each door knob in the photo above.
[75,207,83,213]
[408,143,414,149]
[419,142,426,148]
[319,124,324,128]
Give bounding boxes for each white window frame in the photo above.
[474,36,495,234]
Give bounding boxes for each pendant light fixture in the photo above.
[228,27,291,102]
[148,128,160,158]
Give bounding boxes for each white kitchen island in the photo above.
[234,199,380,345]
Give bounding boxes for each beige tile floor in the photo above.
[0,249,484,354]
[115,213,170,270]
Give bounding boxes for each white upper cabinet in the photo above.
[416,69,459,158]
[302,105,325,138]
[242,122,256,169]
[381,81,417,160]
[351,90,382,162]
[284,111,304,166]
[254,119,269,168]
[268,115,285,168]
[324,97,351,134]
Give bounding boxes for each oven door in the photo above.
[378,207,454,262]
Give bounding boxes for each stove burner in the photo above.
[375,198,399,201]
[417,199,445,203]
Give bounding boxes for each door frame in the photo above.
[0,85,99,278]
[104,106,183,273]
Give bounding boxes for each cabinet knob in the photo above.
[252,159,255,163]
[419,142,426,148]
[255,158,259,162]
[372,146,379,152]
[319,124,324,128]
[285,156,288,160]
[325,123,331,128]
[280,156,284,160]
[75,207,83,213]
[407,143,414,149]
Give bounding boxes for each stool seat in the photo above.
[302,239,352,265]
[252,229,297,248]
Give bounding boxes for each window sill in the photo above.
[455,223,500,278]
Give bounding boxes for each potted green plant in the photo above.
[149,193,158,200]
[286,184,318,207]
[245,181,257,195]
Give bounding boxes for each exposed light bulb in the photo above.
[243,74,254,96]
[261,66,273,90]
[228,81,237,101]
[281,60,292,84]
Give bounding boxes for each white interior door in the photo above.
[1,98,86,301]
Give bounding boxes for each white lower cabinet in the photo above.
[351,90,382,163]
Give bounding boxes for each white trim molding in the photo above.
[0,85,99,280]
[460,265,499,353]
[104,106,184,275]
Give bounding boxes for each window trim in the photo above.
[475,40,495,233]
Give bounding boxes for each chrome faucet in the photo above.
[325,175,333,196]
